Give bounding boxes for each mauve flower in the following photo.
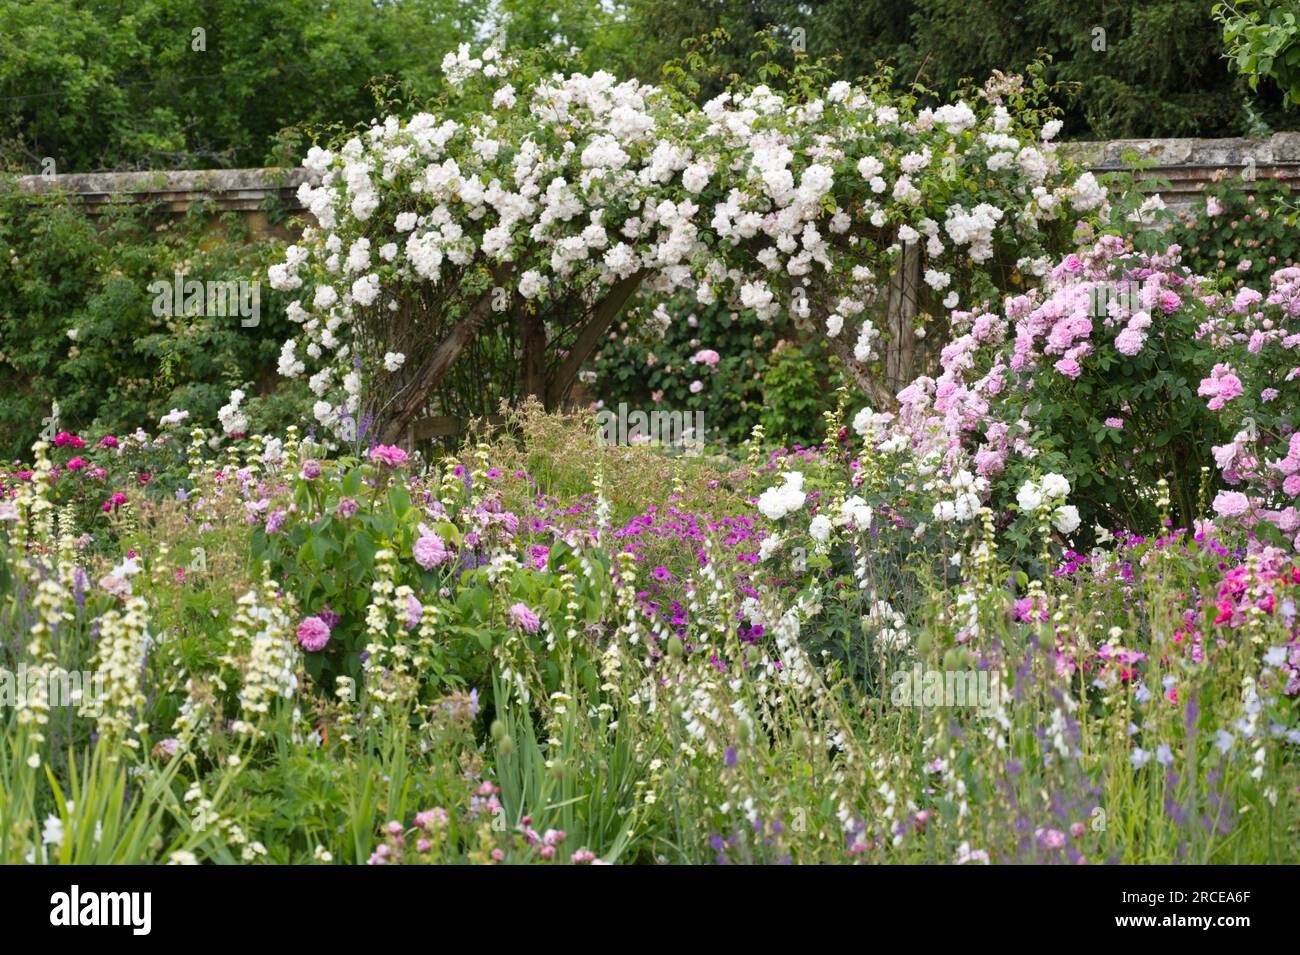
[99,574,131,598]
[508,602,540,634]
[296,616,331,652]
[368,444,408,467]
[300,459,322,480]
[336,497,359,519]
[1036,828,1066,850]
[404,594,422,629]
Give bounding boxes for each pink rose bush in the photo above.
[849,236,1300,542]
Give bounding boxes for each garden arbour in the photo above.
[263,44,1104,447]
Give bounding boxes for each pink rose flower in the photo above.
[1053,357,1082,379]
[690,349,721,367]
[413,528,451,569]
[368,444,409,468]
[1212,490,1251,519]
[296,615,332,652]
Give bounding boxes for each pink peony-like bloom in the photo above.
[296,615,332,652]
[413,528,451,569]
[1198,364,1244,411]
[690,348,721,367]
[1053,357,1082,379]
[368,444,409,468]
[508,602,540,634]
[1113,328,1145,356]
[689,379,704,394]
[1212,490,1251,519]
[66,457,88,471]
[1104,417,1124,429]
[54,431,85,448]
[98,436,119,449]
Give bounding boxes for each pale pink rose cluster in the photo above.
[1198,364,1244,412]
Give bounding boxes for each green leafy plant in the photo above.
[1217,0,1300,106]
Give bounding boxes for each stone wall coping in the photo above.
[5,134,1297,212]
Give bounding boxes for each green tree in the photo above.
[0,0,486,173]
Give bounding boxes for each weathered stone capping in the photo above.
[1059,132,1300,209]
[5,167,311,238]
[8,136,1290,268]
[6,134,1298,226]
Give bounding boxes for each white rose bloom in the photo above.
[1052,505,1081,535]
[756,472,807,521]
[1016,481,1043,512]
[809,514,832,543]
[932,500,957,522]
[1040,472,1071,501]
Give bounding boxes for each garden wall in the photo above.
[9,133,1300,229]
